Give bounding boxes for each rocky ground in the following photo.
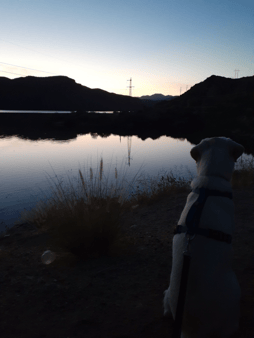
[0,187,253,338]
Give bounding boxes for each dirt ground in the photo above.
[0,186,253,338]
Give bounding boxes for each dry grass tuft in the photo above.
[44,196,122,258]
[128,167,193,206]
[231,156,254,188]
[17,158,136,259]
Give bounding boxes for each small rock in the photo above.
[26,276,34,280]
[37,277,46,284]
[130,224,137,228]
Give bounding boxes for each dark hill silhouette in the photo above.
[139,93,176,107]
[153,74,254,113]
[0,76,143,111]
[140,75,254,128]
[133,75,254,150]
[140,93,175,101]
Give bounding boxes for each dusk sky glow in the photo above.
[1,0,254,96]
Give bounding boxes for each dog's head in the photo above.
[190,137,245,181]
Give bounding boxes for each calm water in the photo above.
[0,110,113,114]
[0,110,71,114]
[0,132,252,233]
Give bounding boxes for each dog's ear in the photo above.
[227,139,245,162]
[232,145,245,162]
[190,146,200,162]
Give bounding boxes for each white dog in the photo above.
[163,137,244,338]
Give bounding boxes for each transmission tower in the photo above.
[127,78,134,96]
[234,69,240,78]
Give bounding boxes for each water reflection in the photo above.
[0,133,252,232]
[0,134,196,230]
[0,110,114,114]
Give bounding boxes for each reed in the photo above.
[16,155,253,259]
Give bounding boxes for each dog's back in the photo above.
[169,189,241,337]
[164,137,244,338]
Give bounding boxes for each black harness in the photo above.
[172,187,233,338]
[173,187,233,244]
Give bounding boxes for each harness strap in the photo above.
[173,187,233,244]
[192,187,233,200]
[174,225,232,244]
[172,186,233,337]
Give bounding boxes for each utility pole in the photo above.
[234,69,240,78]
[127,78,134,96]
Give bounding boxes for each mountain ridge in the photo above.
[0,76,143,111]
[150,74,254,113]
[139,93,176,101]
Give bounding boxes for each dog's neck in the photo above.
[191,175,233,193]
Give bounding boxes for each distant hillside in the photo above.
[140,93,176,101]
[152,75,254,112]
[139,74,254,137]
[0,76,143,111]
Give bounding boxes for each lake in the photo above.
[0,111,114,114]
[0,124,253,233]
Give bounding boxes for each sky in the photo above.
[0,0,253,97]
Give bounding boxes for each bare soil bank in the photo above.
[0,187,254,338]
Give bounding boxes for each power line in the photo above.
[0,70,25,76]
[0,61,56,75]
[0,38,87,70]
[0,38,99,81]
[0,38,74,66]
